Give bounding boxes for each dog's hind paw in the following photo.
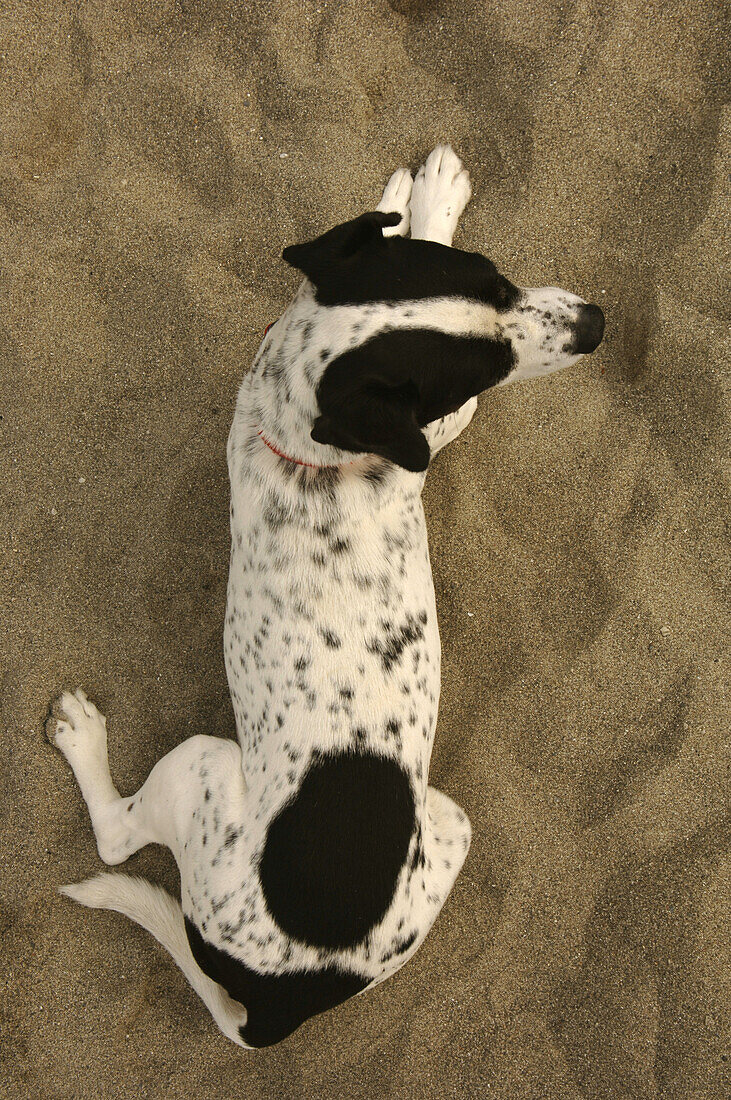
[46,688,108,768]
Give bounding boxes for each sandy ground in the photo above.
[1,1,729,1097]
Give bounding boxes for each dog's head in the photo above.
[283,212,604,472]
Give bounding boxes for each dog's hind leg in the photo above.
[47,689,151,865]
[46,689,245,866]
[409,145,472,247]
[48,691,251,1046]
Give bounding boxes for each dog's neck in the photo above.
[229,283,426,525]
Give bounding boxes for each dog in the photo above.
[47,146,604,1048]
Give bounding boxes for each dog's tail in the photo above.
[60,874,249,1047]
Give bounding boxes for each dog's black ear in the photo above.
[313,328,514,473]
[311,402,430,473]
[312,336,431,473]
[282,211,402,284]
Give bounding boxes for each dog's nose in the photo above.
[570,303,605,354]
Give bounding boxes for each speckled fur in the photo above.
[47,147,604,1048]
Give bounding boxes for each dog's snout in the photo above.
[570,303,605,355]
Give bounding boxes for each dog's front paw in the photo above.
[46,688,108,768]
[424,396,478,455]
[410,145,472,246]
[376,167,413,236]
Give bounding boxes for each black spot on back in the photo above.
[185,918,368,1048]
[259,750,416,949]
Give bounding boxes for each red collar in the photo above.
[256,428,347,469]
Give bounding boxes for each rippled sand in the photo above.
[2,2,728,1097]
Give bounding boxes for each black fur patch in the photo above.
[367,613,425,673]
[259,750,416,949]
[312,328,513,471]
[282,212,520,310]
[184,918,369,1047]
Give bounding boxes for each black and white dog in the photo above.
[47,146,604,1048]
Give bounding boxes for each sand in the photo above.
[1,1,729,1097]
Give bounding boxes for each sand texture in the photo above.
[2,1,729,1097]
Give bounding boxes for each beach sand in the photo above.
[1,2,729,1097]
